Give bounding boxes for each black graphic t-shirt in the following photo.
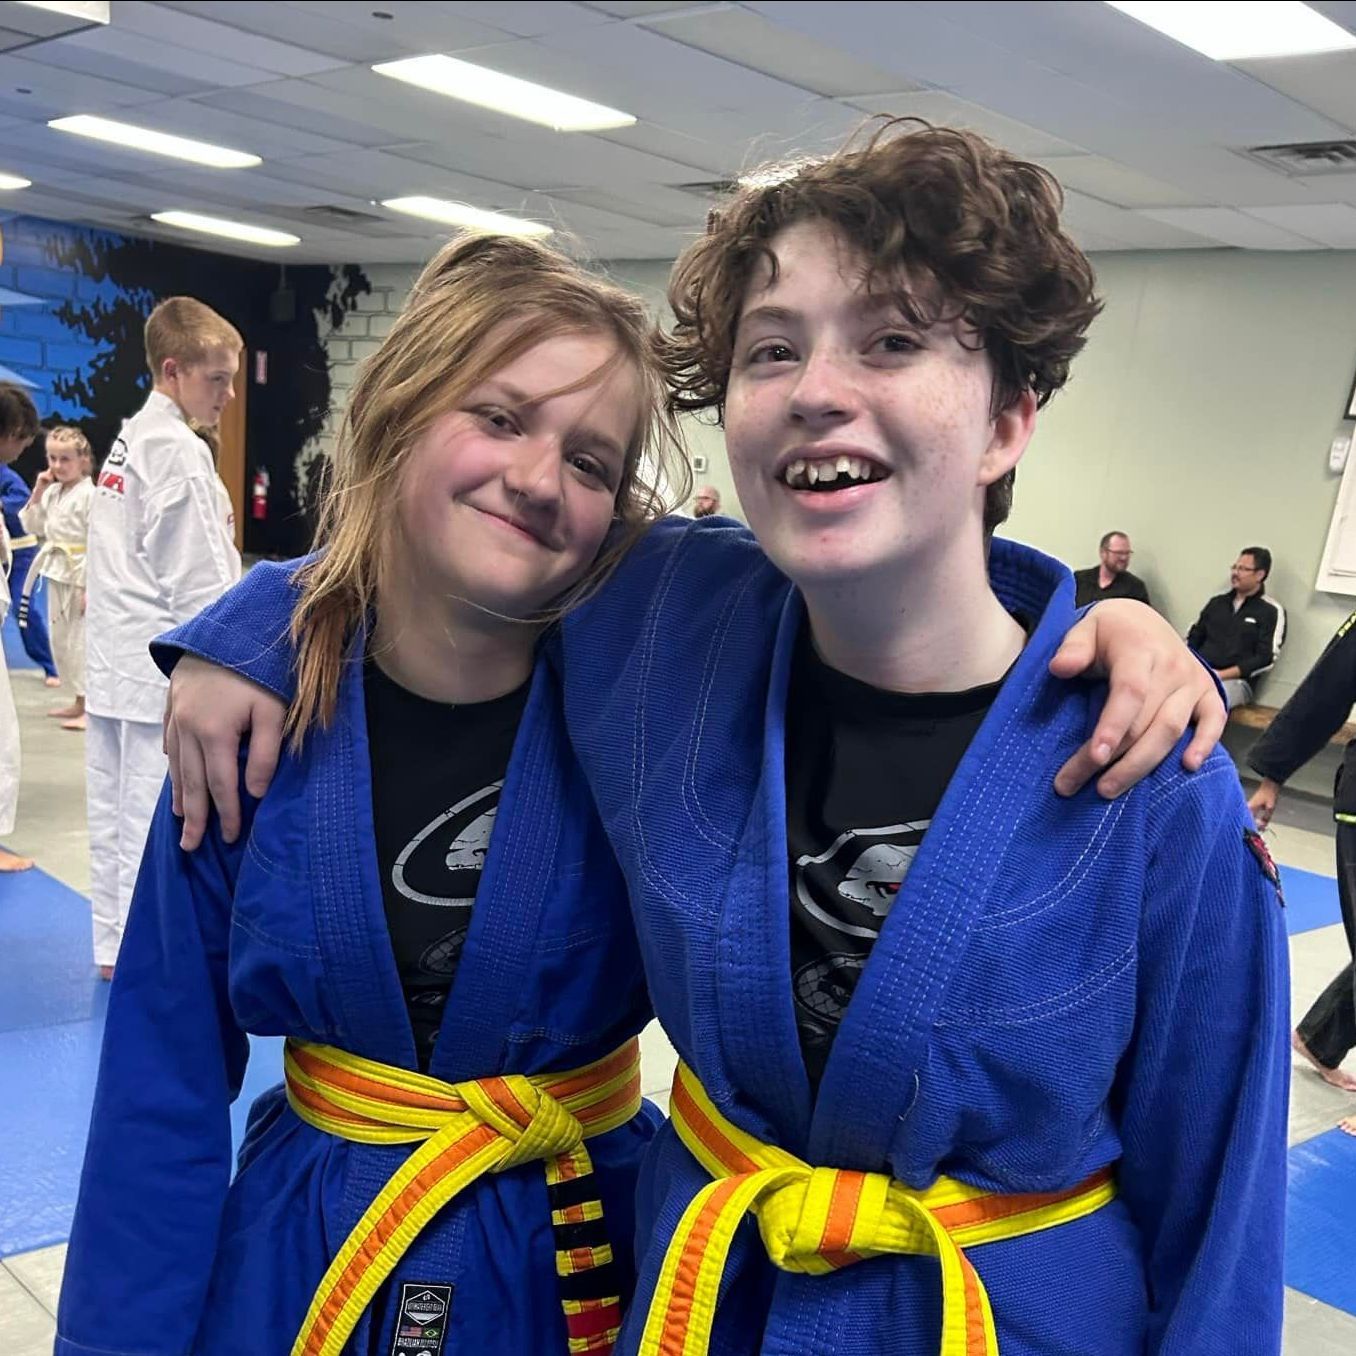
[785,630,1004,1088]
[365,658,529,1070]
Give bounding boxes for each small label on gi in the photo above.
[388,1282,453,1356]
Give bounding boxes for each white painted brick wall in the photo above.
[294,266,412,506]
[296,258,730,520]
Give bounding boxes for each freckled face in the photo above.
[723,220,1032,592]
[397,329,640,619]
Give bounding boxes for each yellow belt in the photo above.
[19,542,85,604]
[641,1063,1117,1356]
[284,1037,643,1356]
[7,534,36,551]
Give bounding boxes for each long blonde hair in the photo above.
[289,234,687,739]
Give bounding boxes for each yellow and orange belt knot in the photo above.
[641,1062,1118,1356]
[283,1036,643,1356]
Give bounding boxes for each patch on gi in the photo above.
[1243,828,1285,906]
[389,1283,453,1356]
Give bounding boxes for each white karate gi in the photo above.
[19,476,94,698]
[85,391,241,965]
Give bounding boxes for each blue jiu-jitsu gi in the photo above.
[141,522,1289,1355]
[56,563,660,1356]
[0,462,56,676]
[554,518,1289,1356]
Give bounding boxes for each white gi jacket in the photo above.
[86,391,241,724]
[19,477,94,588]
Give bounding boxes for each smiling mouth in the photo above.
[779,454,889,492]
[474,505,551,548]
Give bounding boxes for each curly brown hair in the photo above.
[658,118,1103,531]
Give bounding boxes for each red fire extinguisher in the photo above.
[251,467,270,521]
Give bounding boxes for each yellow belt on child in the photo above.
[17,542,85,626]
[7,534,36,551]
[284,1036,643,1356]
[640,1062,1117,1356]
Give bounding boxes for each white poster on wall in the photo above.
[1317,443,1356,596]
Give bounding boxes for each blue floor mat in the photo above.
[1287,1128,1356,1313]
[1279,864,1343,937]
[0,863,107,1034]
[0,863,284,1258]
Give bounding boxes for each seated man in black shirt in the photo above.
[1073,530,1151,608]
[1186,546,1285,709]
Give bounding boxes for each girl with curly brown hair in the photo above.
[152,123,1261,1356]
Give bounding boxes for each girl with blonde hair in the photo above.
[20,425,95,731]
[59,234,686,1356]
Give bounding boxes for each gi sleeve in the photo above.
[1111,759,1289,1355]
[1249,612,1356,784]
[150,556,311,700]
[1240,601,1281,681]
[16,484,47,539]
[55,781,253,1356]
[140,443,239,624]
[0,465,30,538]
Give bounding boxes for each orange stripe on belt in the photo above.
[640,1062,1118,1356]
[284,1037,642,1356]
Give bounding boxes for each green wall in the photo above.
[1010,248,1356,708]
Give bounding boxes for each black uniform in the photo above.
[1072,567,1151,609]
[1249,610,1356,1068]
[1186,588,1284,681]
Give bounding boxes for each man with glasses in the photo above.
[1073,530,1151,608]
[1187,546,1285,709]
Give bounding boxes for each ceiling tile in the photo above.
[103,1,348,77]
[843,91,1082,159]
[1232,49,1356,134]
[1042,155,1206,209]
[1136,207,1320,250]
[639,7,918,99]
[1244,202,1356,247]
[164,0,508,62]
[18,41,215,97]
[584,2,710,15]
[195,84,399,149]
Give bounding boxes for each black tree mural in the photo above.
[36,228,369,557]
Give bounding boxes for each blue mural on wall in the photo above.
[0,212,370,557]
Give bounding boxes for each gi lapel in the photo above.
[713,587,815,1156]
[428,657,562,1082]
[807,545,1076,1171]
[309,652,417,1069]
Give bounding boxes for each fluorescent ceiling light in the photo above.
[17,1,109,21]
[151,211,299,248]
[382,197,552,238]
[373,54,635,131]
[0,173,32,190]
[49,115,261,168]
[1106,1,1356,60]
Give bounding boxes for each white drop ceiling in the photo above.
[5,0,1356,263]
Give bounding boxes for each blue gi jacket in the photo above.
[558,518,1289,1356]
[56,572,660,1356]
[140,521,1289,1356]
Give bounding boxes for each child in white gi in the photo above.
[85,297,242,977]
[20,425,95,731]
